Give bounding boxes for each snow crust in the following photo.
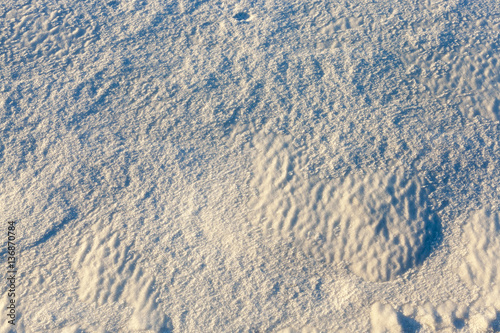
[1,0,500,331]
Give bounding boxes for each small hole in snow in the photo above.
[233,12,250,21]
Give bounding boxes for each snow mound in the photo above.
[370,302,402,333]
[72,221,171,332]
[250,134,440,282]
[460,207,500,309]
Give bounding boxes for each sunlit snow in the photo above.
[1,0,500,331]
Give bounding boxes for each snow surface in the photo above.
[1,0,500,331]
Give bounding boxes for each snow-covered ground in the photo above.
[1,0,500,331]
